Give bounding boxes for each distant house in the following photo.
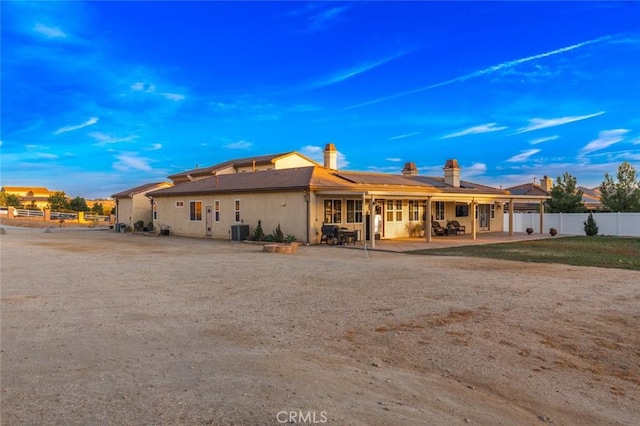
[579,186,605,211]
[506,177,552,213]
[0,186,61,210]
[167,151,318,185]
[145,144,548,244]
[111,182,173,229]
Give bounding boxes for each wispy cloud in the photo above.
[225,140,252,150]
[441,123,507,139]
[515,111,604,134]
[34,23,67,38]
[113,153,152,172]
[148,143,162,151]
[131,81,185,102]
[581,129,629,154]
[386,157,403,162]
[464,162,488,177]
[54,117,98,134]
[529,135,559,145]
[507,149,541,162]
[388,132,420,141]
[89,132,136,146]
[307,4,350,32]
[310,49,414,89]
[345,34,614,110]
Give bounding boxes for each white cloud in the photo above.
[386,157,403,162]
[507,149,541,162]
[388,132,420,141]
[113,153,152,172]
[34,23,67,38]
[148,143,162,151]
[89,132,136,146]
[300,144,348,168]
[581,129,629,154]
[160,92,185,101]
[529,135,559,145]
[54,117,98,135]
[463,162,488,177]
[225,140,252,150]
[441,123,507,139]
[515,111,604,134]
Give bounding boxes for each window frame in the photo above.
[175,201,184,208]
[346,199,363,223]
[214,200,220,222]
[435,201,445,221]
[190,201,203,221]
[234,199,241,223]
[323,199,342,224]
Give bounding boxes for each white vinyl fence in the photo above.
[505,212,640,237]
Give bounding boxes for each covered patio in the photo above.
[341,231,556,253]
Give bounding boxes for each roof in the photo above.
[149,166,514,198]
[506,183,549,196]
[167,151,318,180]
[111,182,171,198]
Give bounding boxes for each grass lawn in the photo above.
[408,236,640,271]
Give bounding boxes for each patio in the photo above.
[345,232,556,253]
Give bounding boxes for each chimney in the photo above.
[402,162,418,176]
[540,175,553,192]
[443,159,461,187]
[323,143,337,170]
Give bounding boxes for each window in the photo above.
[323,199,342,223]
[153,202,157,220]
[234,199,240,222]
[385,200,403,222]
[346,200,362,223]
[491,204,495,219]
[175,201,184,208]
[409,200,420,221]
[435,201,445,221]
[190,201,202,221]
[214,200,220,222]
[455,203,469,217]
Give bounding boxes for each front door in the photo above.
[205,206,213,236]
[478,204,490,231]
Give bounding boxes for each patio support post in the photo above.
[425,197,432,243]
[369,197,376,249]
[362,192,366,246]
[539,200,545,234]
[508,198,514,236]
[472,200,477,241]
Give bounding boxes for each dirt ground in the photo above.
[1,224,638,425]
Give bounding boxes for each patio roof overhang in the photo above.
[313,189,549,203]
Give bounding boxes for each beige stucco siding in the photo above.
[153,191,309,241]
[116,194,154,228]
[273,155,316,170]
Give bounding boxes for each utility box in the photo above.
[231,224,250,241]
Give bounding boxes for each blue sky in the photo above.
[1,1,639,199]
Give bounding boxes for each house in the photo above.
[505,176,552,213]
[0,186,61,210]
[146,144,549,245]
[111,182,173,230]
[578,186,605,211]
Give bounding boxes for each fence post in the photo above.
[44,209,51,222]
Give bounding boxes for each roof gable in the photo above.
[111,182,172,198]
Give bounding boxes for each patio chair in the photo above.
[450,220,466,235]
[432,221,446,236]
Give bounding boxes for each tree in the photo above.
[91,203,105,215]
[0,192,22,207]
[546,172,585,213]
[599,161,640,212]
[70,196,90,212]
[47,191,70,211]
[583,212,599,236]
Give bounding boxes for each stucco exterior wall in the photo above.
[153,191,309,241]
[116,194,154,228]
[273,155,317,170]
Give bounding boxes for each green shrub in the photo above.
[264,234,275,242]
[285,234,297,243]
[583,212,599,236]
[272,224,284,243]
[252,220,265,241]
